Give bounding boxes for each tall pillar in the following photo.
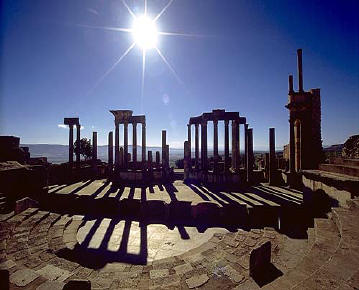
[269,128,276,185]
[184,141,190,180]
[124,121,128,169]
[297,49,303,92]
[115,123,119,166]
[195,124,199,169]
[166,145,170,169]
[156,151,160,167]
[68,125,74,166]
[246,128,253,183]
[148,151,153,173]
[201,121,207,170]
[142,122,146,167]
[244,124,249,173]
[92,131,97,164]
[187,124,191,168]
[232,120,239,171]
[76,124,81,167]
[224,120,229,171]
[162,130,166,168]
[132,122,137,164]
[213,119,218,164]
[289,119,295,173]
[294,119,301,171]
[108,131,113,170]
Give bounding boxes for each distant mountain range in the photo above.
[21,143,286,164]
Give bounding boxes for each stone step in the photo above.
[266,217,341,289]
[319,163,359,177]
[62,216,84,250]
[48,215,72,253]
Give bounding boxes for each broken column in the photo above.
[269,128,276,185]
[108,131,113,171]
[162,130,167,168]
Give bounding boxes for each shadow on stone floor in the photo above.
[251,263,283,287]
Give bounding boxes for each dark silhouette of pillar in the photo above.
[213,120,218,169]
[156,151,160,167]
[184,141,190,180]
[142,122,146,167]
[69,125,74,166]
[224,120,229,171]
[92,132,97,162]
[124,121,128,168]
[246,128,253,183]
[244,123,249,174]
[133,122,137,164]
[115,123,119,166]
[162,130,166,168]
[195,123,199,169]
[108,131,113,171]
[76,124,81,167]
[289,74,294,93]
[297,49,303,92]
[148,151,152,173]
[187,124,191,168]
[201,121,207,170]
[269,128,276,185]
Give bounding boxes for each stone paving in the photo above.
[1,185,358,289]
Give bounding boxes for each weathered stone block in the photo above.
[63,279,91,290]
[15,197,39,214]
[249,240,271,277]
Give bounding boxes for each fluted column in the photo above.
[195,123,199,169]
[142,122,146,167]
[76,124,81,167]
[201,121,207,170]
[124,121,128,168]
[133,122,137,163]
[69,124,74,166]
[115,123,119,166]
[224,120,229,171]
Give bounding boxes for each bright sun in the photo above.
[132,15,158,49]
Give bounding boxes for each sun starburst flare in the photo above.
[81,0,207,108]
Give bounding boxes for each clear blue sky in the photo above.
[1,0,358,150]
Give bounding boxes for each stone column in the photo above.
[244,124,249,174]
[295,119,301,171]
[69,124,74,166]
[148,151,153,173]
[195,123,199,169]
[232,120,239,171]
[201,121,207,170]
[184,141,190,180]
[162,130,166,168]
[132,122,137,164]
[108,131,113,171]
[115,122,120,166]
[289,119,295,173]
[119,147,124,168]
[187,124,191,168]
[76,124,81,167]
[142,122,146,166]
[297,49,303,92]
[224,120,229,171]
[213,120,219,168]
[92,132,97,167]
[246,128,253,183]
[166,145,170,169]
[269,128,276,185]
[124,121,128,169]
[156,151,160,168]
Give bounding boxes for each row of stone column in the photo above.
[187,120,241,172]
[108,122,146,169]
[107,128,169,171]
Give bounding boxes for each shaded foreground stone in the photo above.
[249,240,271,277]
[185,274,209,289]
